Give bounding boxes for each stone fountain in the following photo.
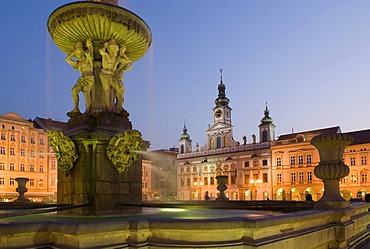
[47,0,151,214]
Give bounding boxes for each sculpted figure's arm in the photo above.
[86,39,93,58]
[65,52,78,70]
[99,41,109,56]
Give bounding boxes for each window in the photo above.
[40,138,44,145]
[253,161,258,167]
[186,178,190,186]
[263,173,268,183]
[51,161,56,170]
[231,175,236,185]
[276,157,282,166]
[361,156,367,165]
[298,155,303,164]
[1,133,5,140]
[291,172,296,182]
[192,166,197,173]
[350,157,356,166]
[51,177,56,186]
[20,164,25,171]
[361,174,368,183]
[39,179,44,187]
[341,177,347,184]
[21,149,25,156]
[244,161,249,167]
[10,148,15,155]
[351,174,357,183]
[30,137,35,144]
[180,179,184,187]
[299,172,304,182]
[30,150,35,157]
[277,173,282,183]
[262,160,268,166]
[290,156,296,165]
[210,177,215,185]
[9,163,14,171]
[306,154,312,164]
[0,163,4,170]
[0,178,4,185]
[204,177,208,185]
[29,179,34,187]
[10,134,15,141]
[186,167,190,173]
[244,174,250,184]
[262,130,268,142]
[216,136,221,148]
[39,151,44,158]
[21,136,26,142]
[307,172,313,182]
[10,178,15,186]
[39,165,44,172]
[30,165,34,172]
[0,147,5,154]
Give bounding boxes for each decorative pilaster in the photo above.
[311,133,352,209]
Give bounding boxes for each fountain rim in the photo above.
[47,1,152,39]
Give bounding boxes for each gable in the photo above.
[0,112,29,123]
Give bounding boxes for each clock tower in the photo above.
[203,70,238,150]
[213,70,232,126]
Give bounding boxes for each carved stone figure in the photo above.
[66,39,94,116]
[114,44,132,113]
[107,130,146,174]
[48,130,78,176]
[99,39,120,111]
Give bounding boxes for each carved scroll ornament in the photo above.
[48,130,78,176]
[107,130,146,174]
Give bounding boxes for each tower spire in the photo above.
[220,68,223,84]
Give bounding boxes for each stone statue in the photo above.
[48,130,78,176]
[107,130,146,174]
[252,134,256,144]
[99,39,120,111]
[196,143,199,152]
[243,136,247,145]
[114,44,132,113]
[66,39,94,116]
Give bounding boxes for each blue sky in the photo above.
[1,1,370,150]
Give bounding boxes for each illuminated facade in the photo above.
[177,76,275,200]
[0,113,57,202]
[271,127,370,201]
[176,76,370,201]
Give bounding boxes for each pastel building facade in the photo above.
[0,113,58,202]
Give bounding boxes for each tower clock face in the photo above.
[215,110,222,118]
[226,110,230,118]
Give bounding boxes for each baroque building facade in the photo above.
[0,113,59,202]
[177,76,275,201]
[176,77,370,201]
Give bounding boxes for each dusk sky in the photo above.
[1,1,370,150]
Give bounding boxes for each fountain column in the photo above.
[47,0,151,214]
[311,133,352,209]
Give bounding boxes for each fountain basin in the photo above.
[48,1,152,61]
[0,203,369,248]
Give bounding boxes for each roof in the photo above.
[33,117,69,132]
[343,129,370,145]
[277,126,341,141]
